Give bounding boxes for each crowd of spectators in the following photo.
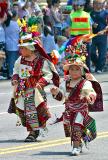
[0,0,108,79]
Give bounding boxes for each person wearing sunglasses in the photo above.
[68,0,93,71]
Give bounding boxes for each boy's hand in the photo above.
[87,94,96,104]
[86,94,96,104]
[93,23,98,28]
[13,84,18,96]
[12,80,18,86]
[50,88,59,96]
[36,83,42,90]
[80,91,96,104]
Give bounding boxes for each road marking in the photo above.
[1,132,108,151]
[0,112,8,115]
[0,132,108,155]
[0,138,70,152]
[0,141,69,155]
[97,131,108,136]
[0,92,12,95]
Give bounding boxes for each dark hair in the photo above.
[13,3,19,7]
[4,13,12,27]
[5,10,17,27]
[11,10,17,18]
[46,0,52,8]
[43,25,53,37]
[43,14,52,27]
[84,0,93,12]
[52,0,60,6]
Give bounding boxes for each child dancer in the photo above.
[8,33,59,142]
[50,38,103,156]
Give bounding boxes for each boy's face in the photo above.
[93,1,104,10]
[55,2,60,8]
[57,40,63,47]
[74,4,84,11]
[69,65,82,79]
[13,5,19,13]
[73,1,85,11]
[19,47,32,57]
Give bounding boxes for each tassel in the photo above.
[16,109,21,126]
[40,127,48,137]
[16,117,21,126]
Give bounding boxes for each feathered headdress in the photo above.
[27,16,41,37]
[18,16,51,61]
[60,36,89,75]
[50,35,88,66]
[0,0,8,18]
[17,16,41,39]
[50,28,108,66]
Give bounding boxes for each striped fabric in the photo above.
[83,115,97,142]
[24,88,39,131]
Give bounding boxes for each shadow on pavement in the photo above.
[32,151,71,156]
[32,151,90,157]
[0,139,42,143]
[0,139,24,143]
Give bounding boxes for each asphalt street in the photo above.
[0,73,108,160]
